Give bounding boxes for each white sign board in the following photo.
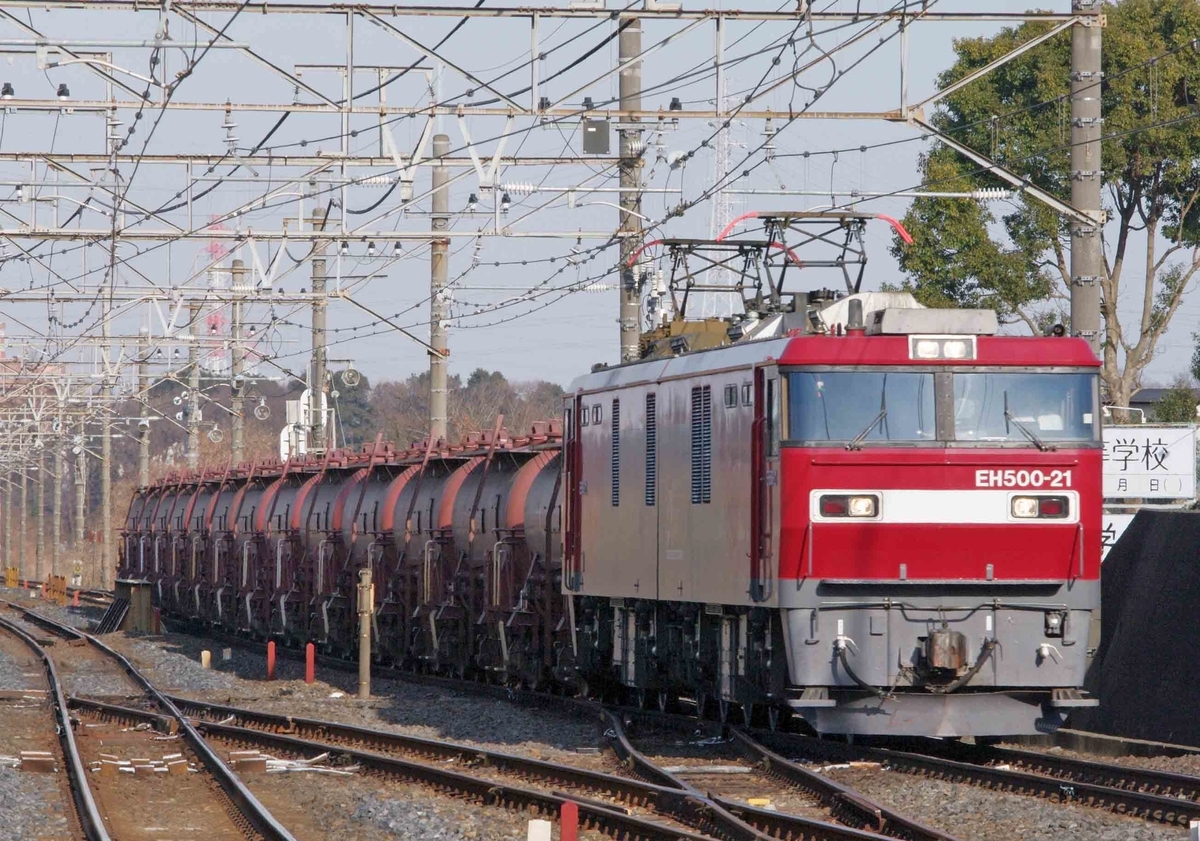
[1102,425,1196,499]
[1101,513,1135,560]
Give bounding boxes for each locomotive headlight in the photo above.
[848,496,877,517]
[941,340,968,359]
[913,339,940,359]
[1011,496,1039,518]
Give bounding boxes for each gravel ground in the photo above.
[100,629,607,768]
[0,632,40,690]
[823,765,1180,841]
[0,766,74,841]
[0,609,138,697]
[0,589,106,631]
[236,771,603,841]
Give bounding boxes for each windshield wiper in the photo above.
[846,408,887,451]
[1004,391,1053,452]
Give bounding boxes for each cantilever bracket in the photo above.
[904,113,1104,227]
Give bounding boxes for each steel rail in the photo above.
[606,711,891,841]
[728,728,960,841]
[168,693,694,809]
[3,604,298,841]
[166,694,922,841]
[71,697,716,841]
[925,741,1200,802]
[758,730,1200,827]
[0,614,111,841]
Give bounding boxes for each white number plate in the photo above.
[974,469,1073,489]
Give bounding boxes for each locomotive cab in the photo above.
[777,311,1100,736]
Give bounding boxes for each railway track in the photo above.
[129,692,946,841]
[74,696,722,841]
[1,602,296,841]
[608,712,961,841]
[756,729,1200,827]
[42,592,1200,833]
[0,612,108,841]
[908,739,1200,803]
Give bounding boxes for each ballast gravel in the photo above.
[100,628,607,768]
[824,765,1179,841]
[0,636,40,690]
[0,766,73,841]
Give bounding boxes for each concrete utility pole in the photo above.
[139,331,151,488]
[19,469,26,581]
[75,418,86,551]
[429,133,451,441]
[36,447,45,581]
[100,402,112,590]
[618,19,645,363]
[1070,0,1103,358]
[230,259,247,465]
[53,438,63,577]
[187,300,202,470]
[3,479,10,569]
[310,211,329,453]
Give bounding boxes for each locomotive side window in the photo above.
[724,384,738,408]
[581,405,589,427]
[592,404,602,425]
[953,372,1098,442]
[767,377,779,456]
[742,383,753,406]
[690,385,713,504]
[786,371,936,443]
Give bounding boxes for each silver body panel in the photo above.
[569,339,789,607]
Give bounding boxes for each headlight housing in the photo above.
[1011,495,1070,519]
[819,494,879,518]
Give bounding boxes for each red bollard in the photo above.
[266,641,276,681]
[305,643,315,684]
[72,591,79,608]
[560,801,578,841]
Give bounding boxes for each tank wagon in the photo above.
[121,295,1101,737]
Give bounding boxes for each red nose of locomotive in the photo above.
[776,329,1101,736]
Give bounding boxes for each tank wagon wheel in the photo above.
[656,691,671,713]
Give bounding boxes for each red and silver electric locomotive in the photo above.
[564,294,1100,736]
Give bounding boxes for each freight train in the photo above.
[120,291,1101,737]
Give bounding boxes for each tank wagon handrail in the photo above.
[202,462,235,532]
[345,433,386,549]
[228,462,260,538]
[466,415,506,549]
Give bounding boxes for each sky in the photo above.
[0,0,1193,416]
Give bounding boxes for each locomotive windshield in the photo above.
[785,369,1098,445]
[787,372,936,442]
[953,372,1096,443]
